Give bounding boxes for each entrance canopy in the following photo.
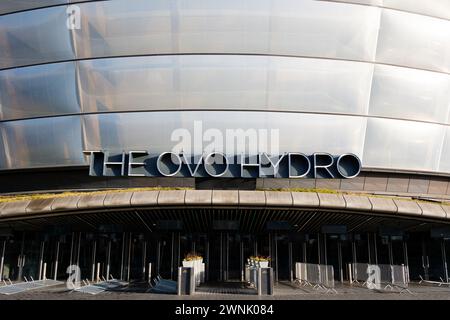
[0,190,449,233]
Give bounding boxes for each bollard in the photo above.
[257,267,274,296]
[148,263,152,284]
[177,267,195,295]
[96,263,100,283]
[245,265,250,283]
[348,263,353,284]
[249,266,258,288]
[42,263,47,281]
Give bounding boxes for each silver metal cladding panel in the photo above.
[363,118,446,172]
[2,116,85,169]
[0,129,9,169]
[0,1,98,15]
[439,127,450,173]
[4,54,449,123]
[369,65,450,124]
[382,0,450,20]
[0,62,80,120]
[78,55,374,115]
[375,9,450,73]
[73,0,380,62]
[81,111,367,157]
[0,1,66,15]
[0,0,447,72]
[329,0,450,21]
[0,6,75,69]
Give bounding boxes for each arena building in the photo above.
[0,0,450,289]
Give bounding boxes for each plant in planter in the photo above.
[182,252,204,285]
[249,256,260,266]
[182,252,203,267]
[256,256,271,268]
[248,255,271,268]
[183,252,203,262]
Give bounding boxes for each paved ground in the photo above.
[0,281,450,300]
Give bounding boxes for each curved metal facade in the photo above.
[0,0,450,175]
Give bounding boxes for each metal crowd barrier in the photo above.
[349,263,411,293]
[419,275,450,287]
[319,264,335,289]
[75,282,107,295]
[294,262,336,293]
[149,275,177,294]
[350,263,369,284]
[0,277,63,295]
[74,276,128,295]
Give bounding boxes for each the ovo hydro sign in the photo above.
[83,151,361,179]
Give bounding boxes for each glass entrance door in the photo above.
[271,233,290,281]
[207,232,243,282]
[1,237,21,281]
[425,237,447,281]
[226,233,241,281]
[21,235,42,281]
